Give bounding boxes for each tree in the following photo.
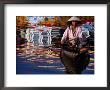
[16,16,29,28]
[16,16,29,50]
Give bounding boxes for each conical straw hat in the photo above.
[68,16,81,21]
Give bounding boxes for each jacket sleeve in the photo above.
[77,27,82,39]
[61,28,68,44]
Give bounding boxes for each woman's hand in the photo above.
[80,47,88,52]
[61,41,64,45]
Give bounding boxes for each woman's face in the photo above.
[72,21,77,26]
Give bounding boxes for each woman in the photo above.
[60,16,90,74]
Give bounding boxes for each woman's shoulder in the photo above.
[65,27,71,31]
[76,26,82,32]
[66,27,70,30]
